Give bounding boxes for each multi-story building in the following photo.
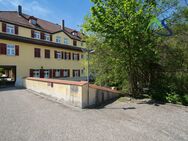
[0,5,86,87]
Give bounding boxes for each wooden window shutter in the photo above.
[72,53,74,60]
[2,22,6,32]
[50,35,52,41]
[0,43,7,55]
[54,51,57,58]
[15,45,19,56]
[49,69,52,78]
[69,52,71,60]
[41,32,45,40]
[61,51,64,59]
[31,30,34,38]
[78,70,80,77]
[15,26,19,34]
[61,69,64,77]
[45,49,47,58]
[53,69,56,77]
[64,52,67,60]
[38,49,41,57]
[78,53,80,60]
[30,69,34,77]
[40,69,44,78]
[68,70,70,77]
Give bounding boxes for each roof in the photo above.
[0,11,83,41]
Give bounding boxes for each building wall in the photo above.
[0,39,85,86]
[24,78,121,108]
[24,79,83,107]
[0,21,86,47]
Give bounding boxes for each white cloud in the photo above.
[0,0,51,17]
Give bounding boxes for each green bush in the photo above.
[166,92,180,104]
[181,95,188,106]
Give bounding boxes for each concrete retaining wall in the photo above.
[24,77,121,108]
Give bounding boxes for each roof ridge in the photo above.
[0,11,17,12]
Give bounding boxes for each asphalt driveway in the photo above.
[0,88,187,141]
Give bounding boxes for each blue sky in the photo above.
[0,0,92,31]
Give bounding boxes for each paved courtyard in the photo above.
[0,88,187,141]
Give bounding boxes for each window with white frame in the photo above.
[55,69,60,77]
[6,24,15,34]
[63,70,69,77]
[44,70,50,78]
[56,36,61,43]
[34,31,40,39]
[33,70,40,78]
[6,44,15,56]
[44,33,50,41]
[73,70,80,77]
[57,52,62,59]
[64,38,69,44]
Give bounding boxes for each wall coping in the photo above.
[26,77,87,86]
[26,77,121,94]
[89,84,120,94]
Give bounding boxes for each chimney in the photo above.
[62,20,65,30]
[18,5,22,15]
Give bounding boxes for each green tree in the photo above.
[83,0,161,96]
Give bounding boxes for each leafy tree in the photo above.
[83,0,162,96]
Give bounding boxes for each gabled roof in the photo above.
[0,11,83,41]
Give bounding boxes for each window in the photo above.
[73,53,79,60]
[73,40,77,46]
[63,70,69,77]
[64,38,69,44]
[73,70,80,77]
[34,48,41,58]
[6,24,15,34]
[55,70,61,77]
[57,52,62,59]
[44,33,50,41]
[65,52,71,60]
[81,42,84,46]
[34,31,40,39]
[45,49,50,58]
[56,36,61,43]
[72,31,78,36]
[44,70,50,78]
[6,44,15,56]
[33,70,40,78]
[81,54,84,59]
[31,19,37,25]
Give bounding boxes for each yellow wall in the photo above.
[0,39,85,80]
[0,22,85,48]
[53,32,73,46]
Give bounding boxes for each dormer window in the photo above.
[72,31,78,36]
[56,36,61,43]
[31,19,37,25]
[34,31,40,39]
[44,33,50,41]
[29,16,37,25]
[6,24,15,34]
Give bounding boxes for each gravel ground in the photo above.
[0,88,187,141]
